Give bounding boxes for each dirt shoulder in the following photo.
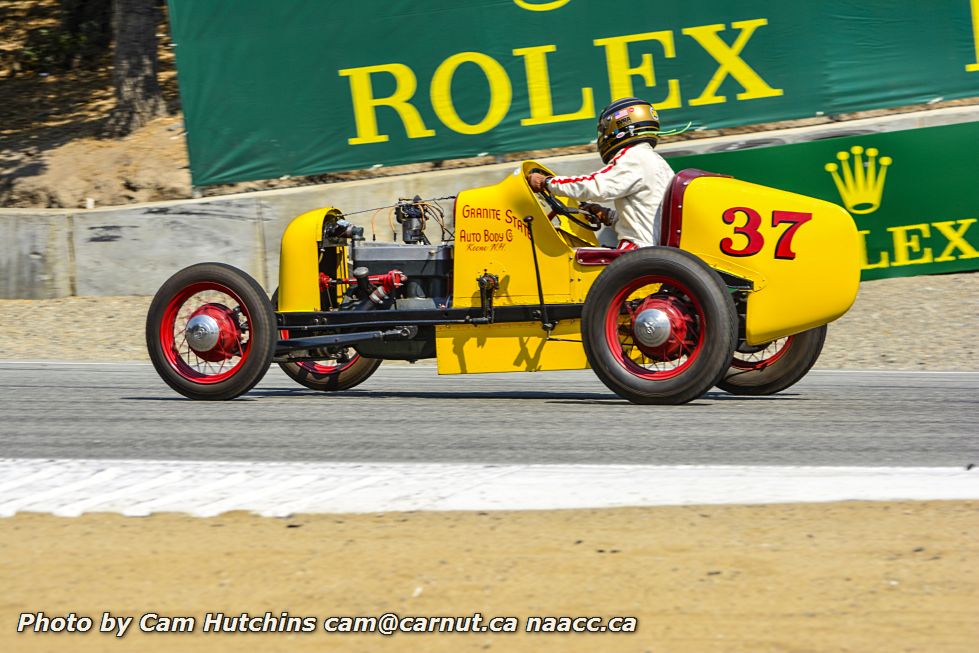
[1,501,975,653]
[1,272,975,369]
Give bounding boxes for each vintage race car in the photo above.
[145,162,861,404]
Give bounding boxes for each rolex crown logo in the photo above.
[824,146,892,215]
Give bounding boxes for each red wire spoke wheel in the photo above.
[718,325,827,396]
[277,330,381,392]
[604,278,705,381]
[147,263,276,400]
[273,290,382,392]
[582,248,736,405]
[159,284,250,384]
[291,355,357,377]
[730,337,794,371]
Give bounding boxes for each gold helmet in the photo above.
[596,97,660,163]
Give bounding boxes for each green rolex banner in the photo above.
[168,0,979,186]
[667,122,979,281]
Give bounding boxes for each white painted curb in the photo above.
[0,459,975,518]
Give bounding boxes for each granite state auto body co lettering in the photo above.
[458,203,529,251]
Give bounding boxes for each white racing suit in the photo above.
[545,142,675,247]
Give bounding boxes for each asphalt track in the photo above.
[0,362,976,467]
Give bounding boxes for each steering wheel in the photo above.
[528,168,602,232]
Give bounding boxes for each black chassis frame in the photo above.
[277,303,585,333]
[276,260,752,334]
[273,304,584,360]
[273,266,753,359]
[275,206,757,359]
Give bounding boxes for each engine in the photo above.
[330,197,454,360]
[349,243,452,306]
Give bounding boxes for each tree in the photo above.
[15,0,111,75]
[61,0,112,67]
[103,0,166,136]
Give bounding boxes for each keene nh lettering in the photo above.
[339,20,781,143]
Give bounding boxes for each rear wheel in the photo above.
[582,248,737,404]
[146,263,276,400]
[272,290,382,392]
[278,354,382,392]
[717,325,827,396]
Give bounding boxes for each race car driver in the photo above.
[526,97,675,250]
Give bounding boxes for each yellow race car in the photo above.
[146,161,861,404]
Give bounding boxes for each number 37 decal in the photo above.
[720,208,812,260]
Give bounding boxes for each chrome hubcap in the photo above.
[185,314,220,352]
[633,308,672,348]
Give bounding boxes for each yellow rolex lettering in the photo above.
[513,45,595,126]
[968,0,979,71]
[431,52,512,135]
[858,229,890,269]
[513,0,571,10]
[592,31,681,110]
[338,63,435,145]
[682,19,783,107]
[932,219,979,261]
[888,224,933,266]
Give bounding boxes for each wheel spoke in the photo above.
[732,336,790,371]
[604,275,709,380]
[162,285,255,381]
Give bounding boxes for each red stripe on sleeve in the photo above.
[548,146,632,186]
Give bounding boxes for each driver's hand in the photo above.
[580,202,613,226]
[527,172,550,193]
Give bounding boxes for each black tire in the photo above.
[272,290,382,392]
[717,325,827,396]
[582,247,737,405]
[278,356,382,392]
[146,263,276,400]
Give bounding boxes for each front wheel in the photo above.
[717,325,827,396]
[146,263,276,400]
[582,248,737,405]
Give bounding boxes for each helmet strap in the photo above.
[652,121,694,137]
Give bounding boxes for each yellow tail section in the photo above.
[677,176,860,344]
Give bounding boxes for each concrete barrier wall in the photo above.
[72,198,265,297]
[0,210,74,299]
[2,106,976,298]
